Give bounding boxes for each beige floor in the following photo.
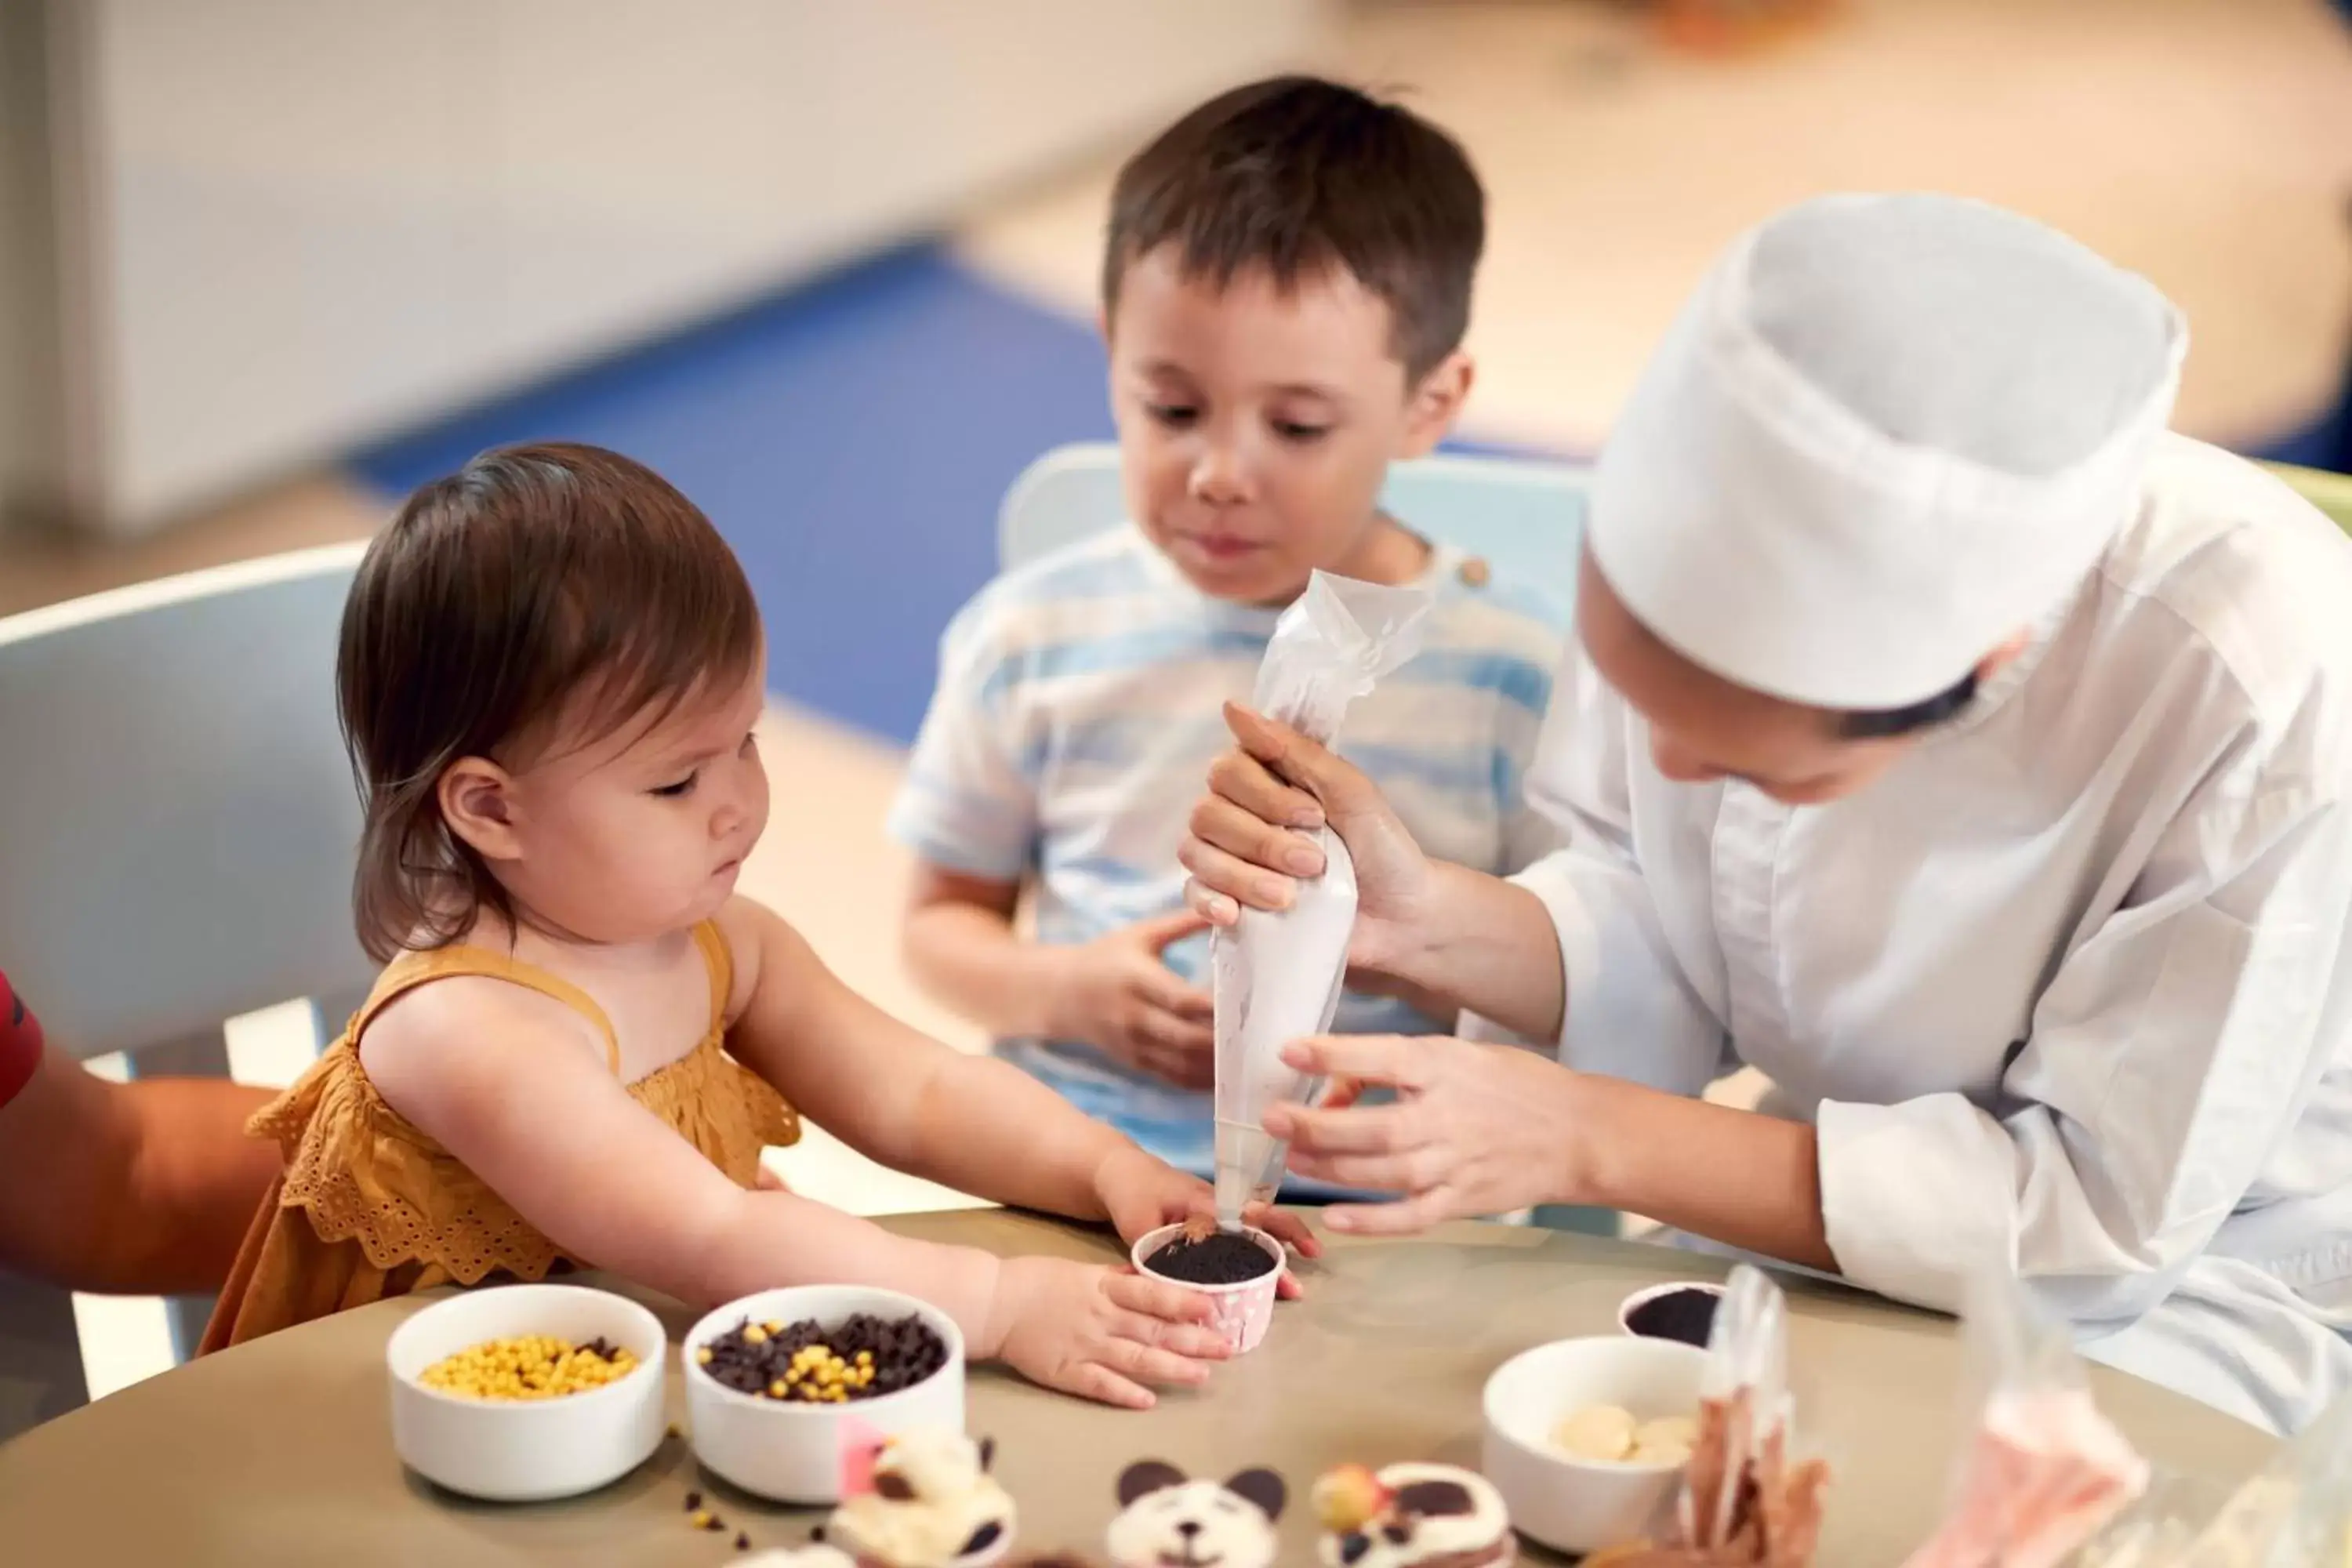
[24,0,2352,1398]
[963,0,2352,452]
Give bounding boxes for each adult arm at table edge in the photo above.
[1575,1073,1838,1274]
[0,1052,279,1294]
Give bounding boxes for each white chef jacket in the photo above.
[1508,436,2352,1434]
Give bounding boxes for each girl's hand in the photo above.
[1090,1144,1321,1299]
[1179,705,1437,976]
[984,1256,1231,1409]
[1265,1034,1588,1235]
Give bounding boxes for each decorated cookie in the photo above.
[1312,1463,1512,1568]
[828,1428,1017,1568]
[1106,1460,1287,1568]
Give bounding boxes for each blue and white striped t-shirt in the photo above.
[888,527,1567,1175]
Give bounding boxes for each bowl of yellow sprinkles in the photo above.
[386,1284,666,1502]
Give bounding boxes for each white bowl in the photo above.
[1482,1334,1710,1557]
[384,1283,667,1503]
[684,1285,966,1505]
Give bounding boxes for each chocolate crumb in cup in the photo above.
[1132,1221,1286,1356]
[1146,1229,1279,1287]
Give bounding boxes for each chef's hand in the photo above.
[1263,1034,1589,1234]
[1178,704,1436,976]
[1090,1143,1320,1300]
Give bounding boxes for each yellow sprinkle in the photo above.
[742,1325,768,1346]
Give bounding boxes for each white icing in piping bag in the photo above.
[1210,571,1431,1229]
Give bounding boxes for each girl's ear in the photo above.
[437,757,524,863]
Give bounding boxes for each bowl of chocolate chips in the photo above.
[684,1285,964,1504]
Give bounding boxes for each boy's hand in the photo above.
[984,1255,1229,1409]
[1047,911,1216,1088]
[1091,1143,1321,1300]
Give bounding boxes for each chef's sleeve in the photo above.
[1817,739,2351,1328]
[1463,647,1729,1095]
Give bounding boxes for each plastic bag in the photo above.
[1210,571,1431,1225]
[1597,1265,1833,1567]
[1901,1272,2150,1568]
[2072,1393,2352,1568]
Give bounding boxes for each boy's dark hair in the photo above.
[339,441,760,961]
[1102,75,1485,381]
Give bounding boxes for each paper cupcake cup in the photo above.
[1617,1280,1726,1346]
[1131,1223,1285,1355]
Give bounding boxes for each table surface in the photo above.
[0,1210,2276,1566]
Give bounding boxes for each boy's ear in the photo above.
[437,757,524,865]
[1399,350,1475,459]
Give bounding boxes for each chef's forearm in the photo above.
[1381,862,1569,1040]
[1573,1075,1838,1274]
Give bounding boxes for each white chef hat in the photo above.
[1588,192,2187,710]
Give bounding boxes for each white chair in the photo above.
[0,542,376,1436]
[999,441,1589,588]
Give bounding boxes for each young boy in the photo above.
[888,77,1566,1184]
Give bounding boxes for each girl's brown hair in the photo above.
[339,442,761,961]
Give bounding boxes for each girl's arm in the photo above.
[722,898,1138,1223]
[361,975,1000,1335]
[362,972,1232,1408]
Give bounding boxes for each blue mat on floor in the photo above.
[352,246,1115,746]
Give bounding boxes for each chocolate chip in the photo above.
[694,1312,947,1402]
[684,1491,702,1512]
[735,1534,751,1552]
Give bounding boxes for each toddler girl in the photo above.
[201,442,1311,1407]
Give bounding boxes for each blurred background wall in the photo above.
[2,0,1328,532]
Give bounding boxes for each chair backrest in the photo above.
[0,543,379,1427]
[2265,461,2352,536]
[998,442,1588,608]
[0,543,376,1063]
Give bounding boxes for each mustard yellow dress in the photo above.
[201,920,797,1353]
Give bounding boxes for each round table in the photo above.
[0,1211,2274,1565]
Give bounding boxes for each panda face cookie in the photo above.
[1105,1461,1287,1568]
[1312,1463,1512,1568]
[829,1429,1017,1568]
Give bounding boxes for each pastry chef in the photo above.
[1177,192,2352,1433]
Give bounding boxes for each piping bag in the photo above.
[1211,570,1432,1229]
